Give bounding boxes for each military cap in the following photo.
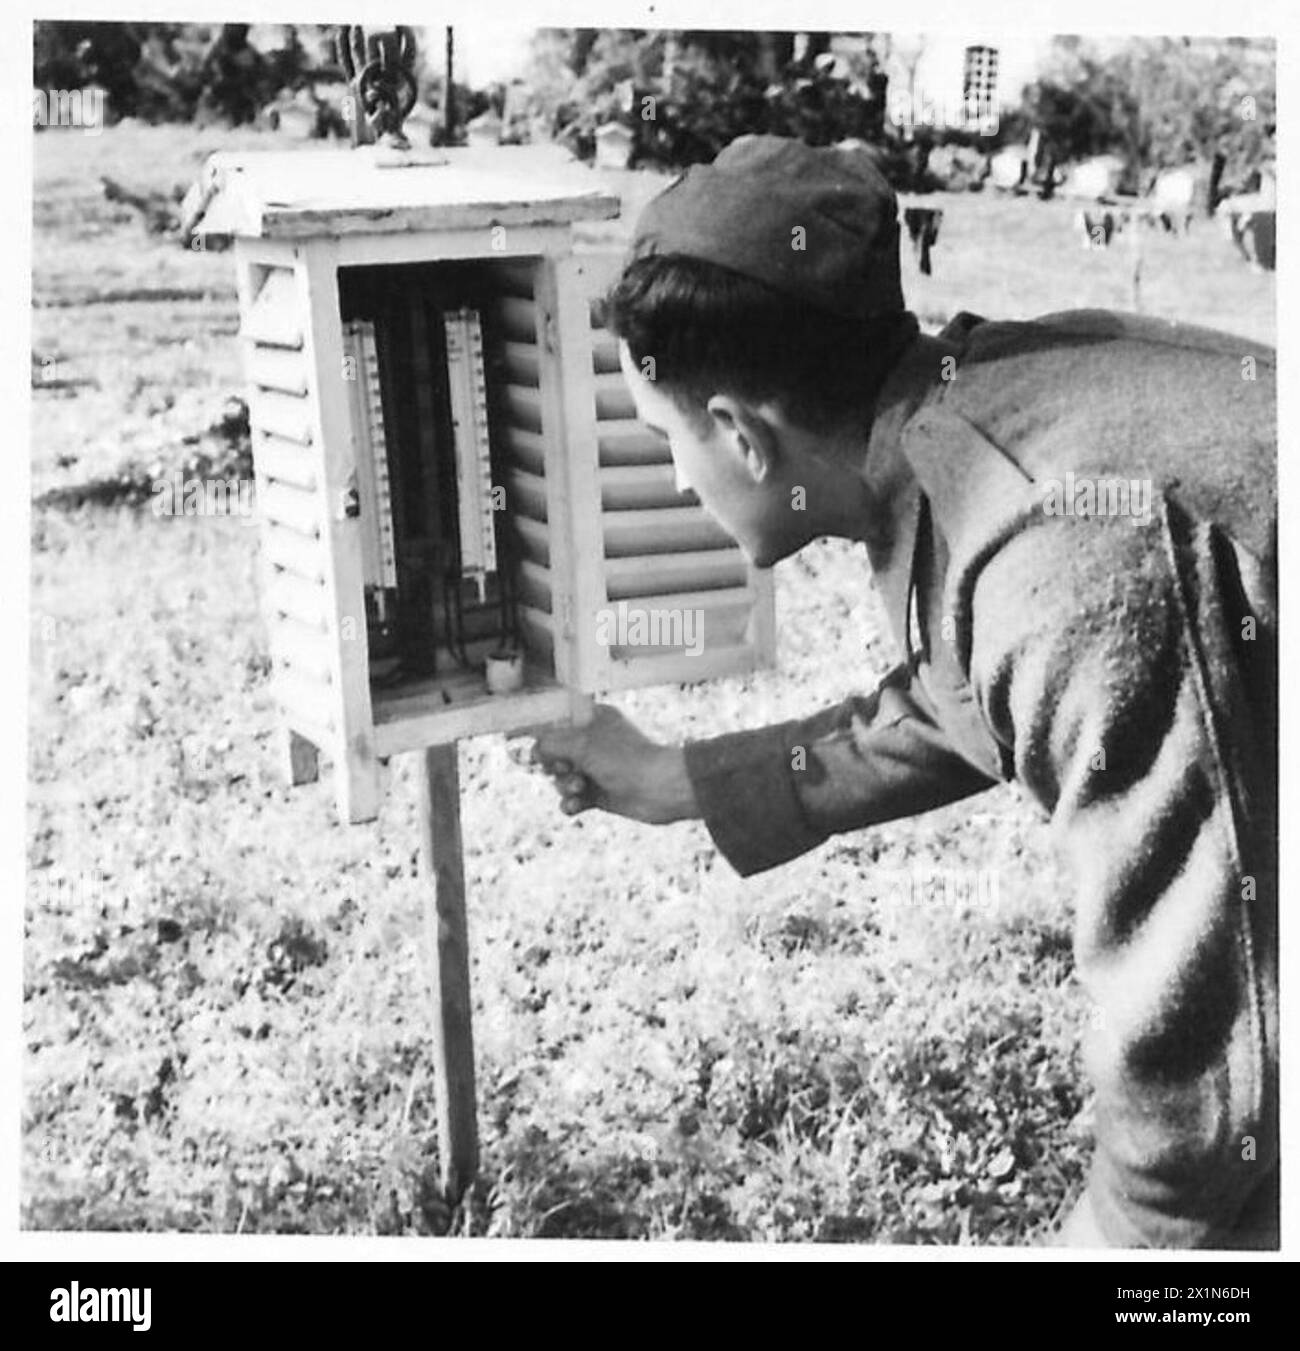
[629,133,906,320]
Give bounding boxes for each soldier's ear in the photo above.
[706,395,778,484]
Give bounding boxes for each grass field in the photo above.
[25,122,1274,1241]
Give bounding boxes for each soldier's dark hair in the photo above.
[599,253,918,435]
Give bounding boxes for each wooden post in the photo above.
[417,742,478,1203]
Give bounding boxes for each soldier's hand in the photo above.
[529,704,700,825]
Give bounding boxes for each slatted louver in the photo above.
[485,260,556,668]
[579,258,776,685]
[241,261,338,750]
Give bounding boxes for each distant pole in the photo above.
[661,33,679,104]
[445,26,456,144]
[1127,208,1143,313]
[1128,60,1147,314]
[1208,149,1226,216]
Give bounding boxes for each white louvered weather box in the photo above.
[190,146,776,823]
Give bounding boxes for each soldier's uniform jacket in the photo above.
[683,309,1278,1249]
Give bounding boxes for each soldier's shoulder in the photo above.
[950,308,1274,365]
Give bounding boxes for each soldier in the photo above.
[532,136,1277,1249]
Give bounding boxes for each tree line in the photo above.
[34,23,1275,185]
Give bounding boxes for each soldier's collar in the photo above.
[864,329,967,476]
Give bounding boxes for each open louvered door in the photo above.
[518,250,777,695]
[236,239,382,824]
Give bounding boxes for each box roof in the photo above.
[185,143,622,241]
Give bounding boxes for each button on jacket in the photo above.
[683,309,1277,1248]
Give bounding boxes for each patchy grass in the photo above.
[25,123,1273,1242]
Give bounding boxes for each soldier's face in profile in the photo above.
[618,340,806,568]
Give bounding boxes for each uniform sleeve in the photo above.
[683,663,999,877]
[967,507,1275,1247]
